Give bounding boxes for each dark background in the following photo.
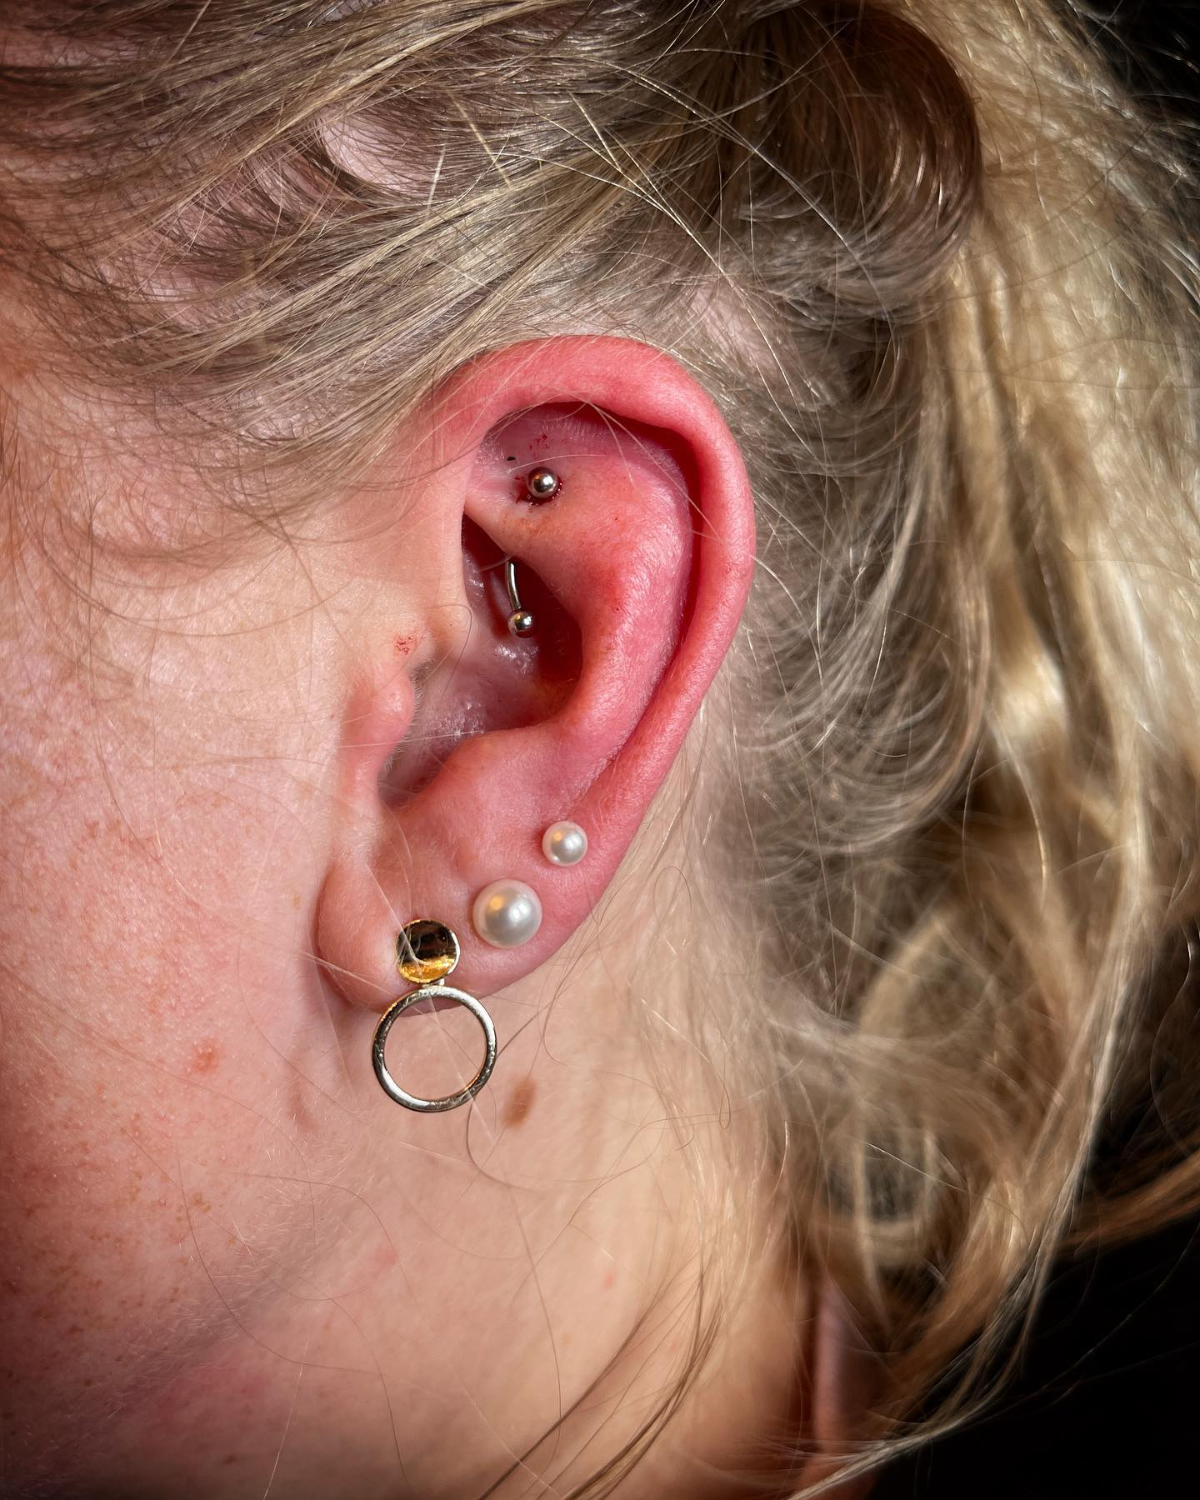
[876,5,1200,1495]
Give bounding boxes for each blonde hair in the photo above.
[2,0,1198,1492]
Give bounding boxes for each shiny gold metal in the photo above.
[396,919,461,984]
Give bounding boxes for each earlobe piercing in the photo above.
[505,556,535,637]
[372,919,497,1113]
[472,879,542,948]
[542,821,588,866]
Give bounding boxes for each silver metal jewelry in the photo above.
[372,919,497,1113]
[504,469,559,634]
[526,467,560,501]
[542,821,588,866]
[505,556,535,637]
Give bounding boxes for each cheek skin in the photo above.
[0,529,764,1499]
[0,780,325,1483]
[0,564,366,1490]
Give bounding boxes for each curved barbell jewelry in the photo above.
[505,556,535,637]
[504,466,561,638]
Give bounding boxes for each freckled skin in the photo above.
[0,384,794,1499]
[189,1039,222,1075]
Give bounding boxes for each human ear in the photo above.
[316,335,755,1015]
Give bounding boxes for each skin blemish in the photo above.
[393,633,415,656]
[603,1269,616,1291]
[502,1075,537,1129]
[189,1039,221,1075]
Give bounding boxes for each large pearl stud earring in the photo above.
[472,879,542,948]
[542,821,588,866]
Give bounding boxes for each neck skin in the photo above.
[606,1259,877,1500]
[598,1247,814,1500]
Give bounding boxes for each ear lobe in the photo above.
[316,337,755,1013]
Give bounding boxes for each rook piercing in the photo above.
[472,879,543,948]
[526,466,560,501]
[372,919,497,1113]
[542,821,588,866]
[505,469,560,633]
[505,556,535,637]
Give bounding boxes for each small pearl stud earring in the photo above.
[542,821,588,866]
[472,879,543,948]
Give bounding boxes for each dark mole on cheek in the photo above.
[502,1075,537,1129]
[189,1039,222,1075]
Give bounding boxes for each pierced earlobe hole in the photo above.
[397,919,461,983]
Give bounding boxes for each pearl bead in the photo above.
[542,821,588,866]
[472,879,542,948]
